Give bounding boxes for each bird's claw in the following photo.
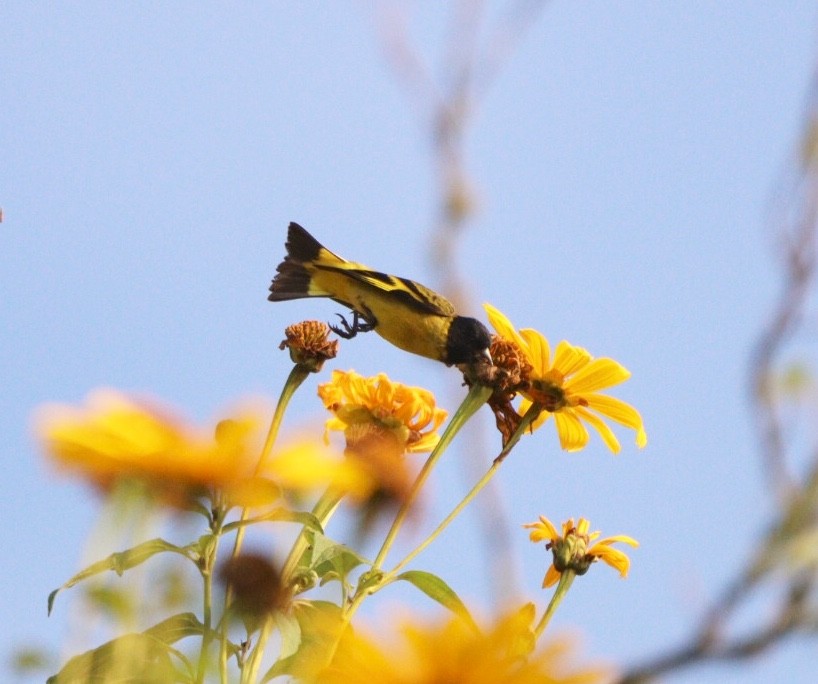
[329,311,376,339]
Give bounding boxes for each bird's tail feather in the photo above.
[268,222,338,301]
[268,260,314,301]
[284,222,325,263]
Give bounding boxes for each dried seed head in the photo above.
[279,320,339,371]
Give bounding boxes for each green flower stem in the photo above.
[257,365,313,478]
[228,364,310,560]
[196,513,224,684]
[281,486,345,583]
[219,364,310,682]
[391,401,544,576]
[534,570,576,639]
[329,382,492,650]
[218,630,229,684]
[242,616,274,684]
[371,382,492,572]
[196,560,215,684]
[391,460,500,576]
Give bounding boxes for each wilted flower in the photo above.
[280,320,339,372]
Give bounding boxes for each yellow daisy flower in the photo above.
[36,390,369,506]
[315,605,606,684]
[317,370,447,454]
[484,303,647,453]
[37,390,258,497]
[525,515,639,588]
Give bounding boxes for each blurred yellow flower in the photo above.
[36,390,369,506]
[37,390,258,496]
[525,515,639,588]
[484,304,647,453]
[263,440,374,501]
[318,370,447,453]
[316,605,605,684]
[317,371,447,526]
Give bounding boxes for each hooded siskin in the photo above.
[269,222,491,366]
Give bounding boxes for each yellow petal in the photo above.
[484,303,529,355]
[520,328,551,375]
[263,441,373,498]
[554,409,589,452]
[567,357,630,394]
[225,477,281,507]
[323,416,347,443]
[524,515,560,543]
[407,431,440,453]
[574,406,621,454]
[552,341,592,377]
[583,394,647,448]
[589,545,632,578]
[594,534,639,548]
[543,564,561,588]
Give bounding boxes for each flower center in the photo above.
[529,380,568,412]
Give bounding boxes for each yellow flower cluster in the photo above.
[36,295,649,684]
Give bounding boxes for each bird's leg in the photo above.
[329,308,376,339]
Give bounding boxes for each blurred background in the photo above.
[3,2,818,682]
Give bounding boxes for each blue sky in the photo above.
[3,3,818,682]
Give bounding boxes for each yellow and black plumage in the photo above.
[268,222,492,366]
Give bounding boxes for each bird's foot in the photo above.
[329,311,376,339]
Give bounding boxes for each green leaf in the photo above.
[311,534,370,587]
[83,584,134,623]
[261,601,343,683]
[48,538,189,615]
[144,612,204,645]
[47,618,208,683]
[221,509,323,534]
[293,528,319,572]
[47,633,185,683]
[395,570,478,631]
[273,611,301,661]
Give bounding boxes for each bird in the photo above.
[268,222,492,367]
